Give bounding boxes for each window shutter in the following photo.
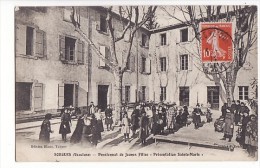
[188,54,193,71]
[130,53,135,72]
[176,54,180,72]
[188,27,193,42]
[74,84,79,107]
[99,46,106,67]
[176,30,180,44]
[146,87,149,101]
[77,39,84,64]
[105,46,111,67]
[34,83,43,111]
[59,35,66,61]
[58,83,64,108]
[15,24,27,55]
[156,34,160,47]
[36,29,44,58]
[96,12,100,31]
[43,31,47,57]
[146,58,151,74]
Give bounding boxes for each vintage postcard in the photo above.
[15,5,258,162]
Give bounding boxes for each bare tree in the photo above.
[70,6,157,120]
[161,5,257,106]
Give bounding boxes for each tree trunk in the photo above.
[113,71,123,123]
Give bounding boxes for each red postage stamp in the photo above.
[201,22,233,62]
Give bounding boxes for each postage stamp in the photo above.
[201,22,233,62]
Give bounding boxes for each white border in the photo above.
[1,1,260,168]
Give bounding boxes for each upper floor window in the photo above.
[180,28,188,42]
[161,33,166,46]
[26,26,34,55]
[100,15,107,33]
[141,34,149,47]
[180,54,188,70]
[16,24,46,58]
[59,35,84,64]
[239,86,249,100]
[160,57,166,72]
[141,57,151,74]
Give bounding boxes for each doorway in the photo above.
[98,85,109,111]
[207,86,219,109]
[64,84,74,107]
[16,82,32,111]
[179,87,189,106]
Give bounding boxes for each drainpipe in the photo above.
[136,33,139,103]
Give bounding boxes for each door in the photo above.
[179,87,189,106]
[207,86,219,109]
[15,82,32,111]
[64,84,74,107]
[98,85,109,111]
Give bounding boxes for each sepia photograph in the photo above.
[14,4,258,162]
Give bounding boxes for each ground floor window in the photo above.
[239,86,249,100]
[125,86,130,103]
[179,87,189,106]
[98,85,109,111]
[16,82,32,111]
[160,87,166,101]
[207,86,219,109]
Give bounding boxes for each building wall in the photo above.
[149,23,257,109]
[15,7,89,112]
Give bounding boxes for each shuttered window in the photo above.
[34,83,43,111]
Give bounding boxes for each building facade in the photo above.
[15,7,151,114]
[149,22,257,109]
[15,7,257,115]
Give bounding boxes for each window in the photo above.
[59,35,84,63]
[180,54,188,70]
[99,46,110,67]
[179,87,189,106]
[142,34,148,47]
[160,87,166,101]
[65,37,76,61]
[239,86,249,100]
[141,86,146,101]
[142,57,146,73]
[160,33,166,46]
[160,57,166,71]
[58,83,79,108]
[180,28,188,42]
[141,57,151,74]
[125,86,130,103]
[26,26,34,55]
[100,15,107,33]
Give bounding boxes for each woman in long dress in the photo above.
[59,109,72,142]
[245,115,258,157]
[70,115,84,144]
[139,112,149,145]
[39,113,53,143]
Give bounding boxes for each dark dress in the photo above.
[131,109,140,131]
[39,119,51,143]
[59,113,71,134]
[152,113,160,135]
[235,104,241,124]
[91,118,99,146]
[240,116,250,147]
[70,118,84,144]
[105,108,113,125]
[139,116,149,140]
[221,105,227,118]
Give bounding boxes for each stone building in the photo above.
[15,6,257,116]
[148,21,257,109]
[15,6,151,114]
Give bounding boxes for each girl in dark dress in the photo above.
[39,113,53,143]
[91,114,99,146]
[59,109,72,142]
[70,115,84,144]
[139,112,149,145]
